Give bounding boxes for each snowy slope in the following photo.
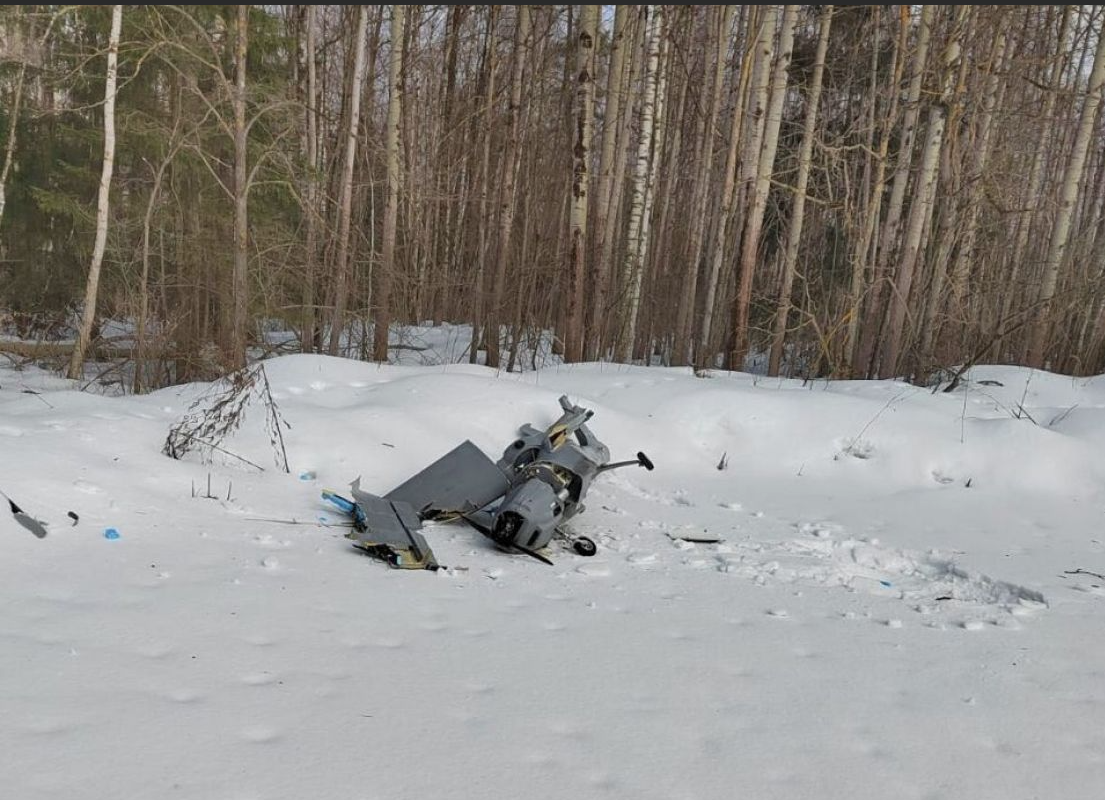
[2,357,1104,800]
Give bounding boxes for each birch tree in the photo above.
[486,5,530,369]
[880,7,965,378]
[618,5,663,362]
[68,5,122,380]
[1026,11,1105,368]
[373,4,405,363]
[728,4,797,371]
[854,4,935,377]
[699,8,757,365]
[768,5,833,377]
[565,5,598,363]
[673,5,733,366]
[327,6,369,356]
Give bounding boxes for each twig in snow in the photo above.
[1064,568,1105,581]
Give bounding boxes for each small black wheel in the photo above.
[572,536,597,557]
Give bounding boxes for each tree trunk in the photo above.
[228,4,250,369]
[565,5,599,363]
[0,20,28,237]
[68,5,123,380]
[592,6,643,359]
[470,6,499,364]
[880,7,965,379]
[674,6,733,366]
[588,4,630,359]
[767,6,832,376]
[1026,14,1105,368]
[327,6,369,356]
[618,5,663,362]
[728,4,797,371]
[855,4,934,378]
[844,6,904,375]
[373,5,406,363]
[301,5,320,354]
[922,23,1007,365]
[486,5,530,370]
[699,7,756,366]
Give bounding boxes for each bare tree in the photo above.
[327,5,369,356]
[881,7,966,378]
[68,5,123,380]
[768,6,833,376]
[1027,10,1105,368]
[618,4,664,362]
[486,5,531,369]
[729,4,797,370]
[373,4,406,362]
[565,5,598,363]
[589,3,632,360]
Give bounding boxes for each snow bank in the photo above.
[2,357,1103,800]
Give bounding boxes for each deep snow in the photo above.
[2,355,1104,799]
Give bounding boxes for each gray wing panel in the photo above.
[384,440,509,515]
[346,488,438,569]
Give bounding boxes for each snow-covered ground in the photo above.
[2,356,1103,799]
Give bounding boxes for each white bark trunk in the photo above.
[618,5,663,362]
[855,4,934,376]
[768,6,832,377]
[880,8,964,378]
[566,5,599,362]
[486,5,530,369]
[373,5,406,362]
[699,8,757,364]
[589,4,631,359]
[729,4,797,370]
[68,5,122,380]
[327,6,369,356]
[674,5,733,366]
[1026,15,1105,368]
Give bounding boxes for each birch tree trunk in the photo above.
[995,8,1070,360]
[921,23,1007,364]
[373,4,406,363]
[301,5,320,354]
[68,5,123,380]
[880,7,965,378]
[673,5,733,366]
[699,7,756,365]
[844,6,904,375]
[854,4,934,377]
[1026,15,1105,368]
[486,5,530,369]
[470,6,499,364]
[0,21,28,237]
[592,6,643,359]
[588,4,630,359]
[565,5,598,363]
[728,4,797,371]
[767,5,832,376]
[327,6,369,356]
[227,4,250,370]
[618,5,663,362]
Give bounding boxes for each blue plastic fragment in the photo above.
[104,528,120,540]
[299,470,316,481]
[879,580,892,588]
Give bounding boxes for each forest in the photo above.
[2,5,1104,388]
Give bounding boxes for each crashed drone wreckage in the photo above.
[322,395,654,570]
